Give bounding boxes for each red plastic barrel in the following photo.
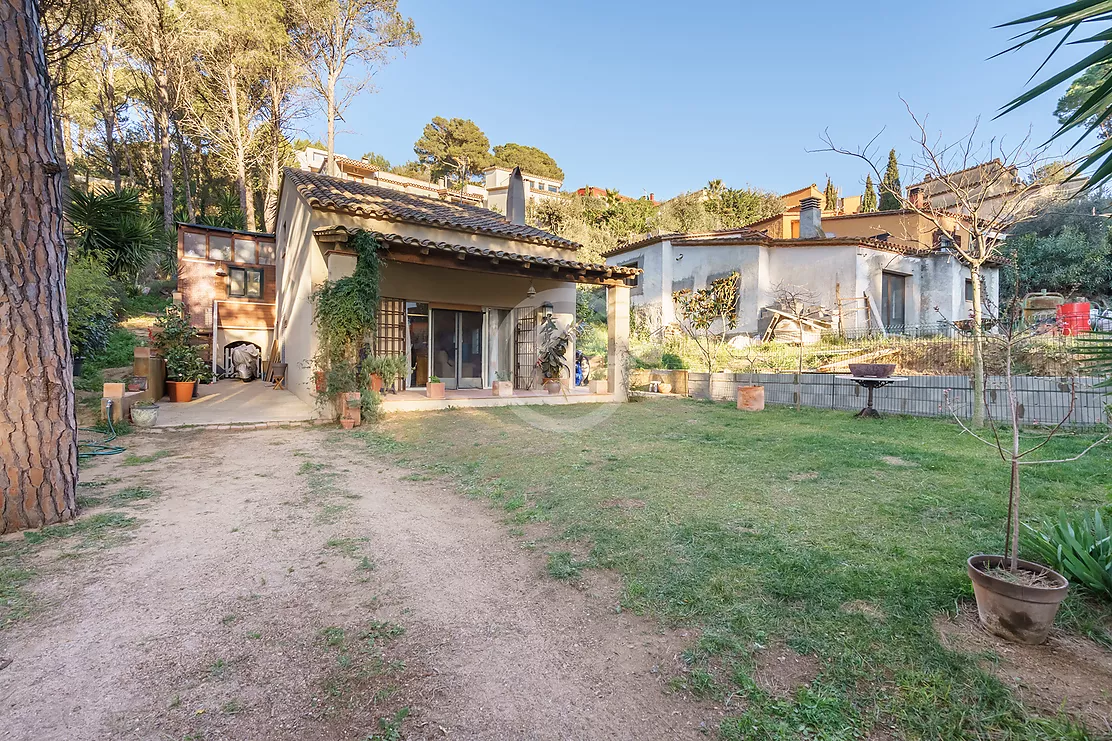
[1057,302,1091,335]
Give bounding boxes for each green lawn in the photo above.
[360,399,1111,740]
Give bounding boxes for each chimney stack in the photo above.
[506,167,526,225]
[798,196,823,239]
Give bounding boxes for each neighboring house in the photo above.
[272,168,637,407]
[905,160,1085,222]
[483,166,564,213]
[574,185,660,205]
[604,197,1000,336]
[175,223,278,373]
[295,147,486,205]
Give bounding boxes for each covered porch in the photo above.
[379,385,614,413]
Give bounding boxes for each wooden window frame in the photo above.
[228,267,263,299]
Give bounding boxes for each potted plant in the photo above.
[130,399,159,427]
[950,291,1109,644]
[153,305,202,403]
[426,375,445,399]
[492,370,513,397]
[536,313,570,394]
[341,391,361,428]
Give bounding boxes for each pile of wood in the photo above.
[760,301,832,345]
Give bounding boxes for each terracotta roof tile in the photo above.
[286,168,579,250]
[314,227,636,281]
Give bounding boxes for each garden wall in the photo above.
[687,372,1108,427]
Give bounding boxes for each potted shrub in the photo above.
[536,313,570,394]
[426,375,445,399]
[130,399,159,427]
[492,370,514,397]
[341,391,361,428]
[153,305,202,403]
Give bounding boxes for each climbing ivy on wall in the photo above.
[311,231,382,362]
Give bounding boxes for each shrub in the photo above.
[67,187,163,283]
[1022,509,1112,600]
[66,255,120,359]
[660,352,687,370]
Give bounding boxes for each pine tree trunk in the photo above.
[175,122,195,221]
[151,33,174,230]
[326,72,337,177]
[0,0,79,534]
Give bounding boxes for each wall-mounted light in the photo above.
[539,301,554,317]
[527,282,536,298]
[215,267,228,277]
[675,253,684,261]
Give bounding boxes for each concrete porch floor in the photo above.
[381,386,618,413]
[154,379,318,428]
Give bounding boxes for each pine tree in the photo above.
[823,177,838,211]
[879,149,902,210]
[860,175,878,212]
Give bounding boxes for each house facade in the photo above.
[175,223,278,373]
[605,197,999,337]
[273,168,636,408]
[482,165,564,214]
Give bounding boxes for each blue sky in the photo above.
[315,1,1089,201]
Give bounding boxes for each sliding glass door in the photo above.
[430,309,484,389]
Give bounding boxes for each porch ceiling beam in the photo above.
[383,248,629,286]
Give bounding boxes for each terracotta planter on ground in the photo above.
[492,381,514,397]
[737,385,765,411]
[426,382,445,399]
[340,417,356,430]
[967,555,1069,645]
[657,382,673,394]
[340,391,361,427]
[369,374,384,394]
[130,404,159,427]
[544,380,562,394]
[166,380,195,403]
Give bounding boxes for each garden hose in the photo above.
[77,399,127,459]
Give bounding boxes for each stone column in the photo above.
[607,284,630,401]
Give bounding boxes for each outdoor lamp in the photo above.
[539,301,554,317]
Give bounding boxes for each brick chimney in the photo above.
[798,196,823,239]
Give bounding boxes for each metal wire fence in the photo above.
[687,372,1109,428]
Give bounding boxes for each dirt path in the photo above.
[1,428,720,740]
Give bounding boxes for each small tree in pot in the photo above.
[949,292,1109,644]
[153,305,203,402]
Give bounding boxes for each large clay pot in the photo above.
[369,373,384,394]
[737,385,765,411]
[130,404,159,427]
[544,380,562,394]
[340,391,361,427]
[967,555,1068,645]
[166,380,195,403]
[657,382,673,394]
[426,382,445,400]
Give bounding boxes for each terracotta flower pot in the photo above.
[340,417,355,430]
[369,373,384,394]
[657,382,673,394]
[426,382,445,399]
[544,380,562,394]
[340,391,361,427]
[967,555,1068,645]
[492,381,514,397]
[737,385,765,411]
[166,380,195,403]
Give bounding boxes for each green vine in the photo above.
[310,231,383,416]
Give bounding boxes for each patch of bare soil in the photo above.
[936,607,1112,735]
[840,600,886,622]
[1,428,724,740]
[749,642,820,698]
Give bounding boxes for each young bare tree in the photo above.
[673,272,741,373]
[287,0,418,177]
[2,0,79,533]
[821,102,1062,426]
[769,283,823,410]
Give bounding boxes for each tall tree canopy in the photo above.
[413,116,491,188]
[361,151,392,170]
[703,186,784,228]
[492,143,564,180]
[879,149,901,210]
[823,177,838,211]
[288,0,419,177]
[860,175,878,212]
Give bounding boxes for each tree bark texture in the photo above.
[0,0,79,534]
[970,260,986,428]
